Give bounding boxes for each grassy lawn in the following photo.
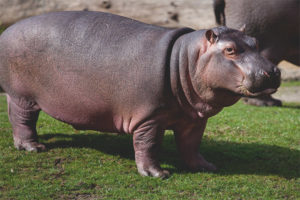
[281,80,300,87]
[0,94,299,200]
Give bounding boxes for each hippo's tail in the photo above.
[213,0,226,25]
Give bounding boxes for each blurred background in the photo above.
[0,0,299,102]
[0,0,216,28]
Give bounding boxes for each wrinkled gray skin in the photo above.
[0,11,280,178]
[214,0,299,106]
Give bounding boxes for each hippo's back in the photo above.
[0,11,192,132]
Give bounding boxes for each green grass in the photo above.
[0,94,299,199]
[281,80,300,87]
[0,26,5,34]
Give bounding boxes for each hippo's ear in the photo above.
[239,24,246,32]
[205,29,217,44]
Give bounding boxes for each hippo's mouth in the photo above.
[237,85,277,97]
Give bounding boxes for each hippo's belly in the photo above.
[36,92,116,132]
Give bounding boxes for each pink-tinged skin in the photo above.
[0,11,281,178]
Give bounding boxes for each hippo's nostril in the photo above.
[263,71,270,78]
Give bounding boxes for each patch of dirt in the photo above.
[273,86,300,103]
[279,61,300,81]
[275,61,300,103]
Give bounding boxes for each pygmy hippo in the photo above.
[213,0,299,106]
[0,11,280,178]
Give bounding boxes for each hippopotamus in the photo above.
[0,11,280,178]
[213,0,299,106]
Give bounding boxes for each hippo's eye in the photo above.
[225,47,234,54]
[225,47,235,54]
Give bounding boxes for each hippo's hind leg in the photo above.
[7,95,45,152]
[133,121,169,178]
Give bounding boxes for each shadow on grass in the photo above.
[40,132,300,179]
[282,104,300,109]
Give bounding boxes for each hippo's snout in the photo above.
[240,64,281,97]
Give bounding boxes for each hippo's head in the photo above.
[171,26,281,117]
[200,26,281,98]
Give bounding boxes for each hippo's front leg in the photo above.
[174,119,216,171]
[133,121,169,178]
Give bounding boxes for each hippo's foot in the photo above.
[183,153,217,172]
[135,151,170,179]
[14,140,46,152]
[133,122,169,178]
[136,162,170,178]
[242,95,282,107]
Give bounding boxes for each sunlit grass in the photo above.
[0,94,299,199]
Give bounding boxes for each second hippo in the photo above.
[0,11,280,178]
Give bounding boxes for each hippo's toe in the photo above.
[14,141,46,152]
[137,165,170,179]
